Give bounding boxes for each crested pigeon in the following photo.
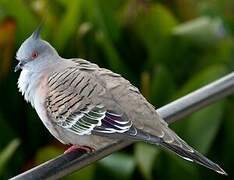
[15,27,227,175]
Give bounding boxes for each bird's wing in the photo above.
[45,59,226,175]
[46,59,132,136]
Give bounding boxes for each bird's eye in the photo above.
[31,51,38,59]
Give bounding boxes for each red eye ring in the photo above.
[31,51,38,59]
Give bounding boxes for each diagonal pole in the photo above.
[10,72,234,180]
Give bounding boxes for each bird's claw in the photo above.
[64,145,95,154]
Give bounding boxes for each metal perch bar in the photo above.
[11,72,234,180]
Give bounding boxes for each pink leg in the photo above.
[64,145,95,154]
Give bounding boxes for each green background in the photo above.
[0,0,234,179]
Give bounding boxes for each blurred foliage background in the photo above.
[0,0,234,179]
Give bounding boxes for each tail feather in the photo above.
[160,141,227,175]
[143,124,228,175]
[126,127,227,175]
[94,126,227,175]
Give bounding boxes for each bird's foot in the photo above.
[64,145,95,154]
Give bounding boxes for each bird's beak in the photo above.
[14,61,25,72]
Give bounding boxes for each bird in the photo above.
[15,26,227,175]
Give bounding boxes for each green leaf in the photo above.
[64,164,95,180]
[83,0,123,41]
[35,146,63,164]
[223,101,234,169]
[173,16,226,45]
[134,143,159,180]
[133,3,178,67]
[141,71,150,99]
[158,152,200,180]
[150,65,176,106]
[0,0,37,45]
[0,114,15,147]
[173,65,227,153]
[95,31,129,75]
[199,38,233,66]
[135,3,178,48]
[175,65,227,98]
[92,0,122,41]
[82,0,129,76]
[186,101,225,153]
[99,153,135,180]
[35,145,96,180]
[54,0,83,51]
[0,138,20,175]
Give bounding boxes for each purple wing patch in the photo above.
[57,103,132,135]
[94,111,132,133]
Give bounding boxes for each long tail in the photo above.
[94,126,227,175]
[134,127,227,175]
[160,140,227,175]
[117,127,227,175]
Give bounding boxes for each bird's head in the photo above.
[15,26,58,72]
